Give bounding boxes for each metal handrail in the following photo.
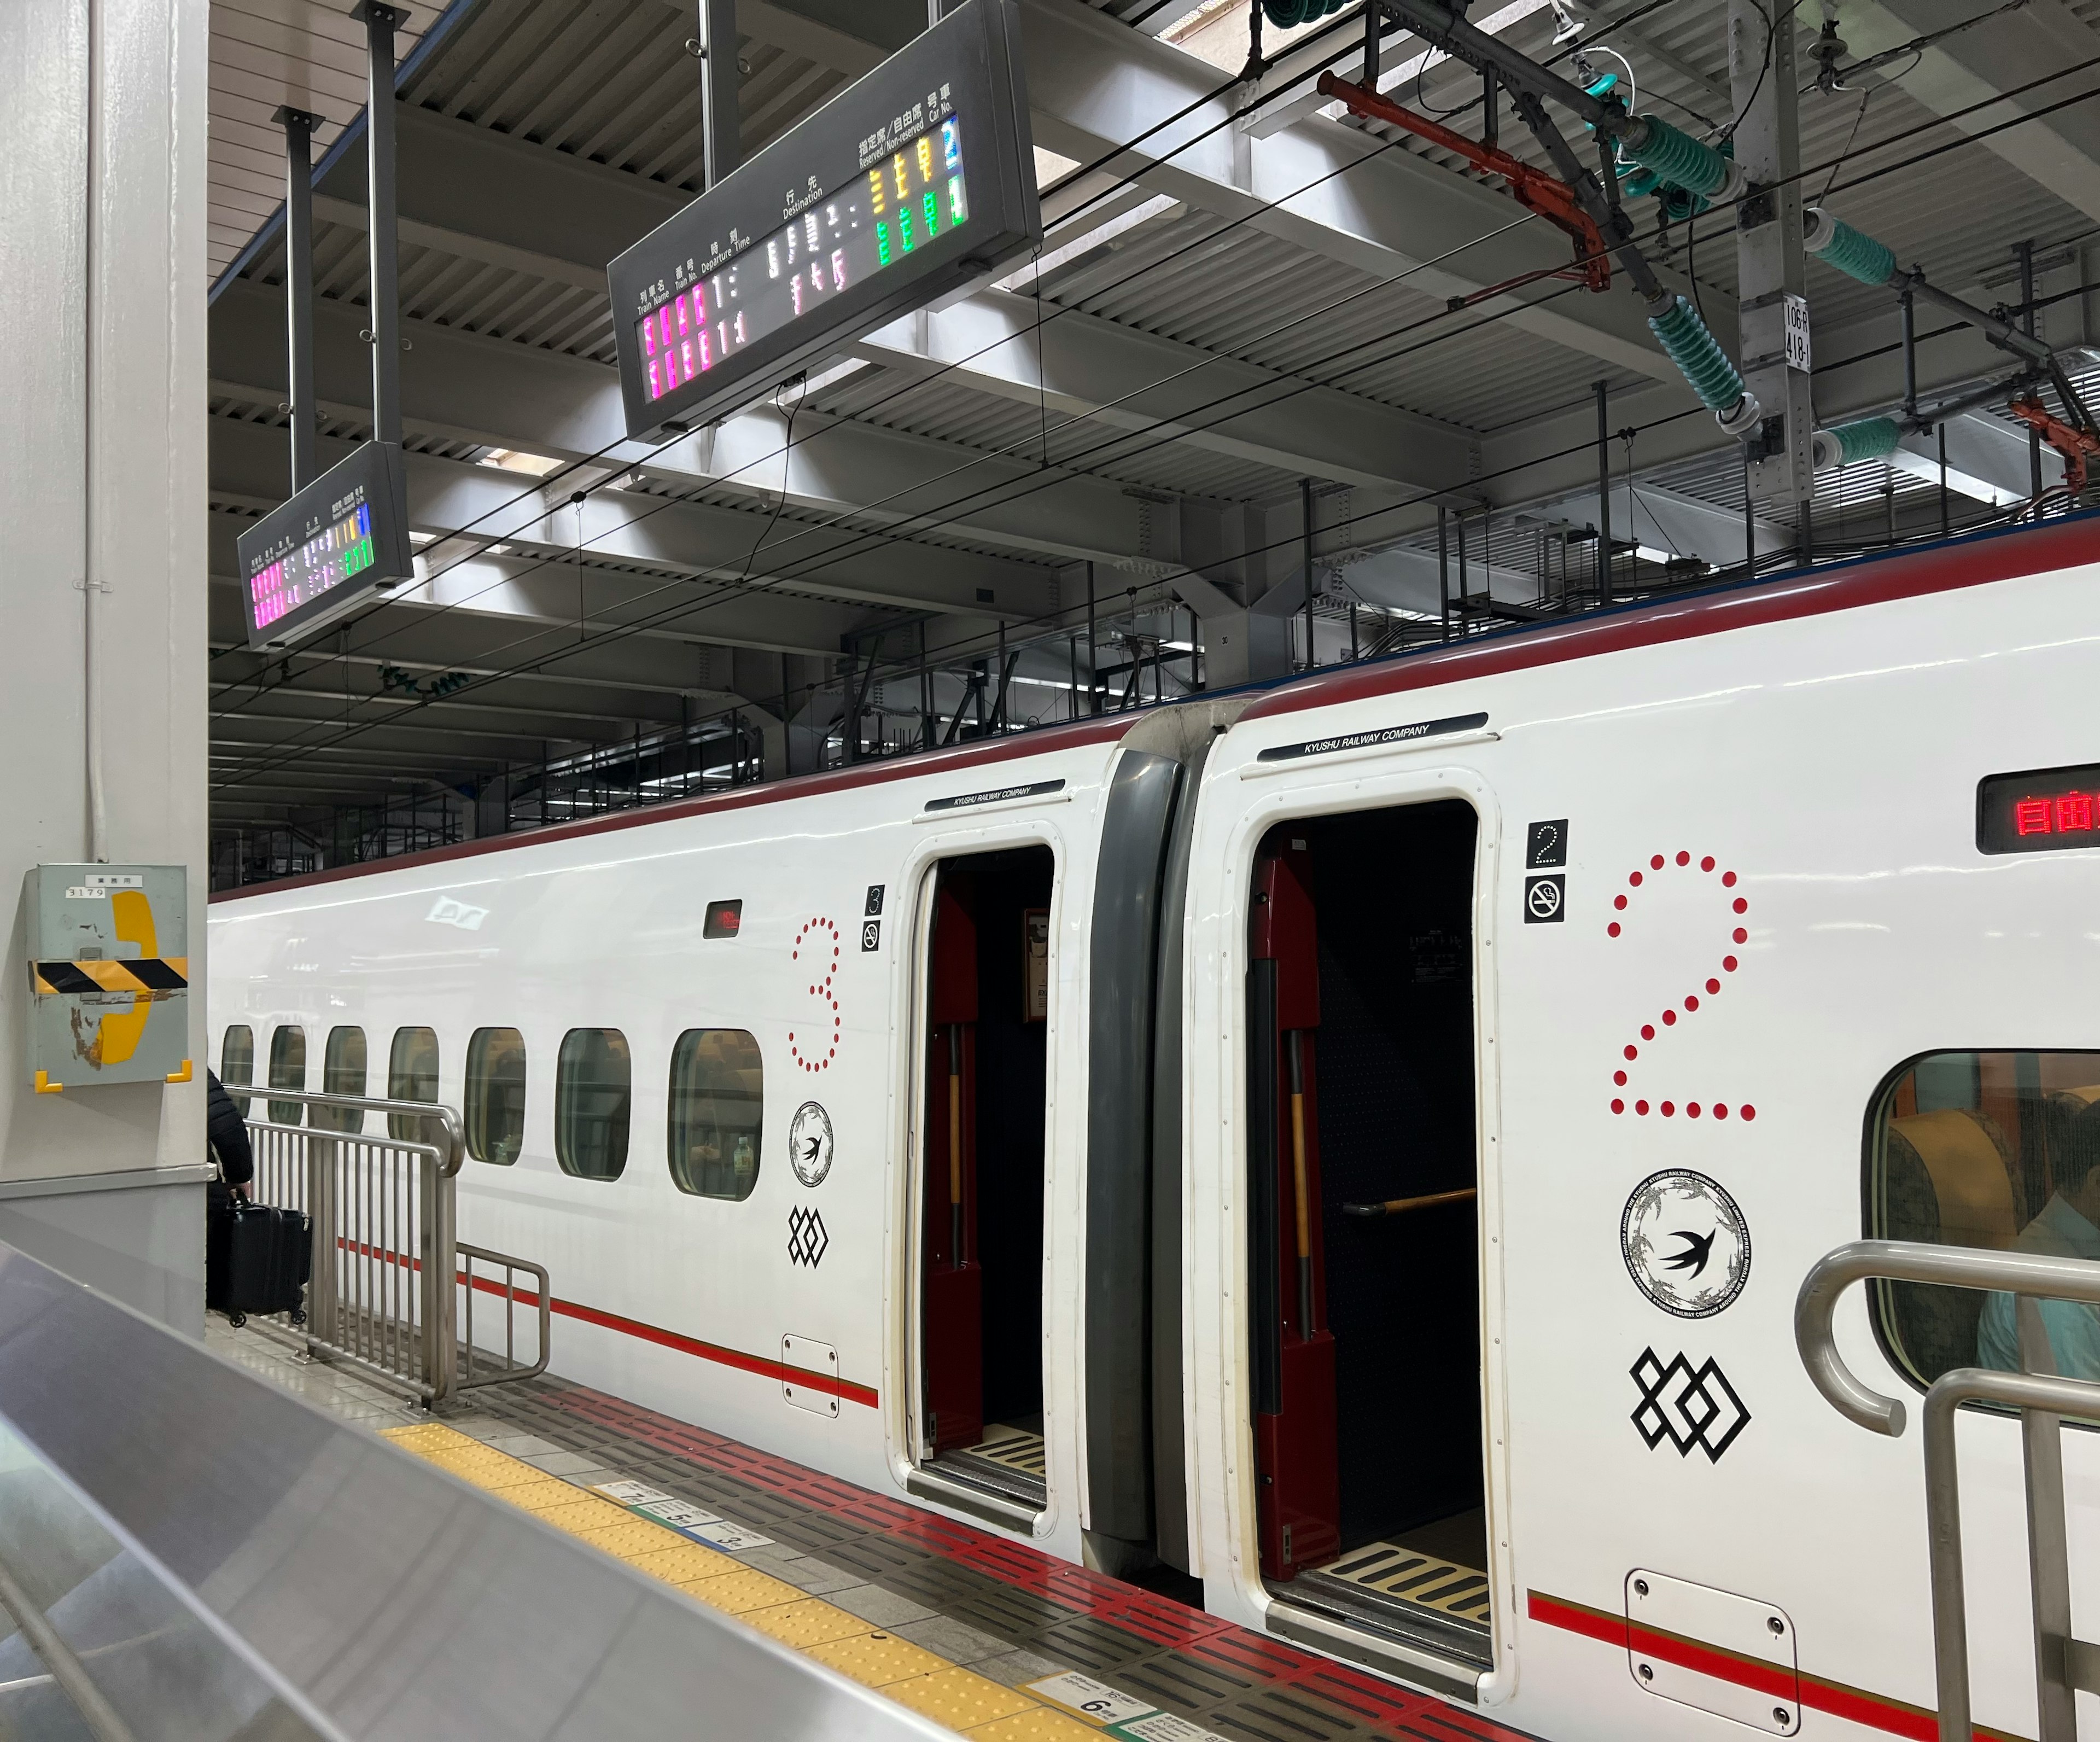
[0,1537,137,1742]
[223,1083,465,1174]
[457,1242,552,1390]
[1793,1237,2100,1435]
[1796,1237,2100,1742]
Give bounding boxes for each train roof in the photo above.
[213,508,2100,905]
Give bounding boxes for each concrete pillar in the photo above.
[0,0,208,1332]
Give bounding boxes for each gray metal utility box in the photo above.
[25,865,190,1091]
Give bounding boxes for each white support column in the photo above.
[0,0,208,1327]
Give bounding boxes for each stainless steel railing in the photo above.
[229,1086,547,1405]
[1796,1238,2100,1742]
[457,1242,552,1391]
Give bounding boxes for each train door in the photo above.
[1246,800,1492,1668]
[914,845,1055,1517]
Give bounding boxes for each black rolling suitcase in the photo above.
[217,1200,310,1327]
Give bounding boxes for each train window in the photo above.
[387,1027,440,1140]
[557,1029,631,1181]
[1868,1050,2100,1389]
[667,1029,763,1199]
[314,1027,367,1134]
[220,1025,254,1116]
[267,1026,306,1125]
[465,1028,528,1166]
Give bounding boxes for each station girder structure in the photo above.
[207,0,2100,861]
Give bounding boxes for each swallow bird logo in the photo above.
[1662,1228,1717,1277]
[788,1100,834,1188]
[1620,1171,1751,1319]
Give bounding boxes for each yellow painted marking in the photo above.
[378,1421,1093,1734]
[883,1670,1036,1729]
[627,1542,740,1584]
[529,1498,635,1534]
[743,1597,879,1649]
[96,892,158,1066]
[805,1630,951,1689]
[572,1520,693,1557]
[676,1568,808,1614]
[971,1709,1109,1740]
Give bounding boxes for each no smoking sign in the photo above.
[1525,873,1565,923]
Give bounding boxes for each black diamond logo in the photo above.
[787,1206,830,1268]
[1631,1348,1749,1462]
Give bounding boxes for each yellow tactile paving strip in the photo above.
[381,1423,1098,1738]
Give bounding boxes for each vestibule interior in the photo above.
[920,846,1054,1506]
[1246,800,1489,1656]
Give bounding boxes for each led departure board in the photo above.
[1978,762,2100,854]
[235,440,412,649]
[609,0,1038,438]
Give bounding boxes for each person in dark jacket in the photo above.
[205,1070,253,1205]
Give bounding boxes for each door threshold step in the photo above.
[926,1443,1047,1508]
[1270,1568,1493,1671]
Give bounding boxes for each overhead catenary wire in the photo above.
[214,31,2100,797]
[216,66,2100,796]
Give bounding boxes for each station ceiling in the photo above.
[206,0,2100,851]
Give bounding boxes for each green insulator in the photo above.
[1805,209,1897,287]
[1648,295,1747,413]
[1619,114,1734,199]
[1832,417,1902,464]
[1261,0,1349,25]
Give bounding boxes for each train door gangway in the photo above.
[234,1086,550,1404]
[1798,1238,2100,1742]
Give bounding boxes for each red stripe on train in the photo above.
[324,1236,878,1407]
[1527,1589,2033,1742]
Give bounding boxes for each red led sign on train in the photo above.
[1978,763,2100,854]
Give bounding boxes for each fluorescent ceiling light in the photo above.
[481,448,563,476]
[1883,445,2022,508]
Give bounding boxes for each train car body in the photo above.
[210,514,2100,1742]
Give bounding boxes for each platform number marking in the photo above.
[1608,853,1755,1123]
[789,917,842,1073]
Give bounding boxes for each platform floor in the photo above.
[211,1314,1525,1742]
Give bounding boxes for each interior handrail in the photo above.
[229,1085,464,1175]
[1794,1237,2100,1436]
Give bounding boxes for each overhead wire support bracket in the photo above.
[1315,72,1610,290]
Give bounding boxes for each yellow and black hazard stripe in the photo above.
[32,958,189,995]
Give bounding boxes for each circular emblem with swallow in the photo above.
[1620,1169,1751,1319]
[788,1100,834,1188]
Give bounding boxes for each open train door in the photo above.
[1249,836,1342,1580]
[1241,802,1493,1675]
[911,847,1054,1521]
[923,866,983,1457]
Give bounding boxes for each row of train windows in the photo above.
[218,1023,763,1201]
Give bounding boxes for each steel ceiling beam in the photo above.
[1835,0,2100,226]
[208,413,1061,625]
[1017,0,1730,383]
[845,288,1479,493]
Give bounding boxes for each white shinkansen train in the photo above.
[212,513,2100,1741]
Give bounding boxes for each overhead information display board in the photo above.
[608,0,1040,440]
[235,440,413,649]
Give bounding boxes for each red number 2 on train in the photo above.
[1605,851,1755,1124]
